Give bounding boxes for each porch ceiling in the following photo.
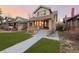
[29,14,53,21]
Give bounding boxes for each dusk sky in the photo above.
[0,5,79,19]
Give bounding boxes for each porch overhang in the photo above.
[29,14,53,21]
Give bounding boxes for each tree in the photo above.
[0,8,3,25]
[0,16,4,25]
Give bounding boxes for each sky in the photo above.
[0,5,79,20]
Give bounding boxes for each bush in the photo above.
[56,23,64,31]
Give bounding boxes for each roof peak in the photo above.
[33,5,52,14]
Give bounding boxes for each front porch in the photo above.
[30,19,49,29]
[27,19,55,35]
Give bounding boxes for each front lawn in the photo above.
[0,31,32,51]
[25,38,60,53]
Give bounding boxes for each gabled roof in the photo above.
[67,14,79,22]
[15,16,28,23]
[5,16,15,22]
[33,6,52,14]
[29,14,53,21]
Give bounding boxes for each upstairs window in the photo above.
[43,10,46,15]
[37,10,47,17]
[37,12,39,17]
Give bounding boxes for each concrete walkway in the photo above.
[0,30,46,53]
[44,31,59,41]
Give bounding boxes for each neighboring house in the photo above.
[15,16,28,31]
[27,6,58,35]
[2,16,17,31]
[63,16,71,31]
[2,16,28,31]
[0,16,4,29]
[63,8,79,33]
[64,14,79,32]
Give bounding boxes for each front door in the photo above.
[35,20,49,29]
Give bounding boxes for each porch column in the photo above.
[41,20,44,28]
[48,19,56,32]
[43,20,44,28]
[32,21,35,31]
[49,20,52,30]
[43,20,45,28]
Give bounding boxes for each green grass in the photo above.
[0,31,32,51]
[25,38,60,53]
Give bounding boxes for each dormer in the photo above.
[33,6,52,17]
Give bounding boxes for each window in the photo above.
[9,23,13,26]
[43,10,46,15]
[36,10,47,17]
[37,12,39,16]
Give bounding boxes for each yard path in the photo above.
[44,31,59,40]
[0,30,46,53]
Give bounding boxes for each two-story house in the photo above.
[27,6,58,35]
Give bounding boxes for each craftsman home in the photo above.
[27,6,58,35]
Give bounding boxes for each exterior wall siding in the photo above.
[66,18,79,33]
